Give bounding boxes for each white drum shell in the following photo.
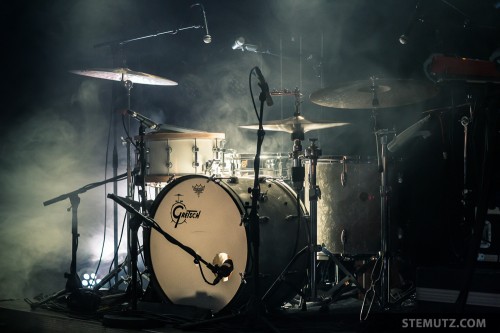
[141,132,225,182]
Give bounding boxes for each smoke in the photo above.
[0,77,129,298]
[2,0,496,301]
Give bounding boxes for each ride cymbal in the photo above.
[310,78,439,109]
[239,115,349,133]
[69,67,178,86]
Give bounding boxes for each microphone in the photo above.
[213,259,234,285]
[399,0,423,45]
[123,109,159,130]
[191,3,211,44]
[254,67,274,106]
[232,37,245,50]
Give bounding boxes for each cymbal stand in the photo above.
[304,138,322,301]
[459,99,474,215]
[359,79,396,316]
[375,129,394,309]
[123,79,134,280]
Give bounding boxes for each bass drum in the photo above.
[144,175,307,314]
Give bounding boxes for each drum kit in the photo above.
[63,67,439,316]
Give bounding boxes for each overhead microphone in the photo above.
[399,0,423,45]
[123,109,159,130]
[191,3,211,44]
[232,37,245,50]
[254,67,274,106]
[231,37,259,52]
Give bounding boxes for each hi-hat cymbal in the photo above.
[310,78,439,109]
[239,115,349,133]
[69,68,178,86]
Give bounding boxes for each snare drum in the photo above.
[144,175,307,313]
[139,132,225,182]
[304,156,381,256]
[233,152,290,179]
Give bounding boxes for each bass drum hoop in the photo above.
[144,175,307,313]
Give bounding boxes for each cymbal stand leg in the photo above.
[375,130,392,309]
[460,101,473,210]
[305,138,322,301]
[123,80,134,279]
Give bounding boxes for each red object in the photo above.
[426,54,500,83]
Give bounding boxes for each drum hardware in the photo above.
[27,172,128,310]
[239,66,273,327]
[178,67,283,331]
[371,127,395,311]
[303,138,322,302]
[241,87,354,307]
[319,248,371,304]
[107,193,232,309]
[70,67,178,290]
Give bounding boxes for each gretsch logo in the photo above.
[170,194,201,228]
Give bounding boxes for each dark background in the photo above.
[0,0,499,301]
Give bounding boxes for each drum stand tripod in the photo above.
[27,172,128,310]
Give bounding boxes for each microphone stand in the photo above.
[246,83,267,318]
[180,70,278,333]
[105,194,226,320]
[93,18,206,288]
[93,26,204,49]
[27,172,128,309]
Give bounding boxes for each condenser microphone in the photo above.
[124,109,159,130]
[191,3,211,44]
[399,0,423,45]
[213,259,234,285]
[232,37,245,50]
[254,67,274,106]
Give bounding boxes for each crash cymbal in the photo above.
[239,115,349,133]
[310,78,439,109]
[69,68,178,86]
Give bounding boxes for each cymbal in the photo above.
[310,78,439,109]
[69,68,178,86]
[239,115,349,133]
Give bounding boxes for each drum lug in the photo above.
[341,157,348,187]
[165,144,172,170]
[192,141,200,168]
[259,216,270,224]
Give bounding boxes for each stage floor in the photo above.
[2,289,498,332]
[0,292,410,333]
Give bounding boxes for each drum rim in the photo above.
[144,174,249,313]
[304,155,378,163]
[144,175,308,314]
[139,132,225,141]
